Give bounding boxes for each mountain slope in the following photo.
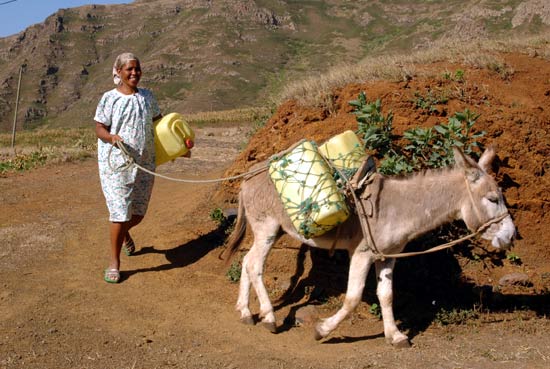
[0,0,549,131]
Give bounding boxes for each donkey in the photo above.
[223,146,515,347]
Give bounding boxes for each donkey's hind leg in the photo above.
[375,258,410,348]
[235,217,279,332]
[315,248,374,340]
[236,250,254,325]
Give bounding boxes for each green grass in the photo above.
[157,80,192,100]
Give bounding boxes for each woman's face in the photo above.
[118,60,141,91]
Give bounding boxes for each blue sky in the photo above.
[0,0,132,37]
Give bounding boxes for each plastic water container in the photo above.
[154,113,194,166]
[269,140,349,238]
[318,130,366,172]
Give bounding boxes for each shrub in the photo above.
[369,303,382,319]
[350,92,486,175]
[435,307,479,325]
[413,90,448,113]
[401,108,485,170]
[209,207,226,225]
[350,91,395,158]
[0,150,49,174]
[226,260,242,283]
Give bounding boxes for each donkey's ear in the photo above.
[453,147,482,181]
[453,147,477,169]
[477,145,496,172]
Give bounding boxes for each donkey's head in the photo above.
[454,147,516,249]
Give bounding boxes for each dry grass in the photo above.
[277,32,550,108]
[0,128,97,174]
[0,109,270,174]
[183,107,272,126]
[0,127,96,150]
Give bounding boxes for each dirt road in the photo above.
[0,52,550,369]
[1,119,549,369]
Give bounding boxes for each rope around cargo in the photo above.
[269,140,352,238]
[108,141,268,183]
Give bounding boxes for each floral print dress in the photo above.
[94,88,160,222]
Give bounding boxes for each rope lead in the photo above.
[108,141,267,184]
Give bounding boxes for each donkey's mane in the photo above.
[382,164,457,182]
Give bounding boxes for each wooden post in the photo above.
[10,65,23,149]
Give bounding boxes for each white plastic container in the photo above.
[154,113,194,166]
[269,140,349,238]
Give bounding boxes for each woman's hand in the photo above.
[95,122,123,146]
[109,134,123,146]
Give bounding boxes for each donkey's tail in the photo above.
[219,190,247,264]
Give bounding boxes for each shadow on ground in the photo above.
[121,216,549,342]
[122,216,234,280]
[269,225,549,342]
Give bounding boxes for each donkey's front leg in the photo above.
[314,248,373,340]
[375,258,410,348]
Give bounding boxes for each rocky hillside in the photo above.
[1,0,549,131]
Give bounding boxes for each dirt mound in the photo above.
[219,52,550,295]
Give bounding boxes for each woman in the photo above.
[94,52,161,283]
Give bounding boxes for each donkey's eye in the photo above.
[486,192,499,203]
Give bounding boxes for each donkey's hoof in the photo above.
[392,336,411,348]
[240,316,255,325]
[313,326,326,341]
[261,321,277,333]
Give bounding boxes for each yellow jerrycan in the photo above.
[318,130,366,173]
[269,140,349,238]
[154,113,195,166]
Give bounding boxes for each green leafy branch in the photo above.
[349,92,486,175]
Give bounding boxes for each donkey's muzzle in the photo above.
[490,215,516,249]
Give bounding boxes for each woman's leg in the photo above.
[122,214,144,246]
[108,215,144,270]
[105,215,144,282]
[108,221,126,272]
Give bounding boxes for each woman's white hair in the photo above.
[112,52,140,85]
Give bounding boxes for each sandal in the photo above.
[104,268,120,283]
[122,237,136,256]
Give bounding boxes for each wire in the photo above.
[0,0,18,6]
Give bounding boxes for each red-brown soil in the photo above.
[1,53,549,369]
[221,52,550,294]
